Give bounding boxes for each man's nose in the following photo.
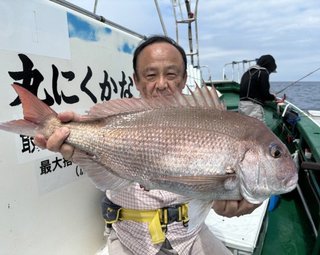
[156,76,168,90]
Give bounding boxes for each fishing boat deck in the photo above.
[262,190,315,255]
[208,80,320,255]
[206,200,269,254]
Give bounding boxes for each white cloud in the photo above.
[68,0,320,81]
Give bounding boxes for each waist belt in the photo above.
[102,198,189,244]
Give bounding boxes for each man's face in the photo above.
[133,42,187,98]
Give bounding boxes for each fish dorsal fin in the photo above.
[186,84,226,110]
[82,85,225,120]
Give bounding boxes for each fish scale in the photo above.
[0,84,298,204]
[66,108,250,187]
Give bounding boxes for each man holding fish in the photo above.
[32,35,259,254]
[30,35,293,254]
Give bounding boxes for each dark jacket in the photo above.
[239,55,276,105]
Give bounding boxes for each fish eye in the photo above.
[269,144,282,158]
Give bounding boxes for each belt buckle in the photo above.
[167,206,180,224]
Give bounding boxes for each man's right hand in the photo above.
[212,199,261,218]
[34,111,78,160]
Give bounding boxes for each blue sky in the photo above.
[69,0,320,82]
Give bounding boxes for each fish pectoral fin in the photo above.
[155,174,236,187]
[72,150,132,191]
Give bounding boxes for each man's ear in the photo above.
[183,71,188,84]
[133,73,141,92]
[181,71,188,89]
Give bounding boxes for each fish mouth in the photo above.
[263,173,298,196]
[280,173,298,192]
[239,172,298,204]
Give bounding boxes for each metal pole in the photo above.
[194,0,200,68]
[171,0,179,43]
[93,0,98,14]
[185,0,194,66]
[154,0,168,36]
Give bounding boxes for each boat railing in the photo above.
[280,100,320,128]
[222,59,257,82]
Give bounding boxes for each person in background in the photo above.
[35,35,259,255]
[238,54,282,213]
[238,54,279,122]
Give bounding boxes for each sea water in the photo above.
[271,81,320,111]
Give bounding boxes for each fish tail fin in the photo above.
[0,84,57,137]
[12,83,57,124]
[0,119,39,137]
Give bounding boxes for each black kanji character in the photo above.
[51,156,63,171]
[52,65,79,105]
[81,66,97,103]
[63,158,73,168]
[119,71,133,98]
[8,54,56,106]
[20,135,36,153]
[9,54,44,106]
[40,160,51,175]
[99,70,118,101]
